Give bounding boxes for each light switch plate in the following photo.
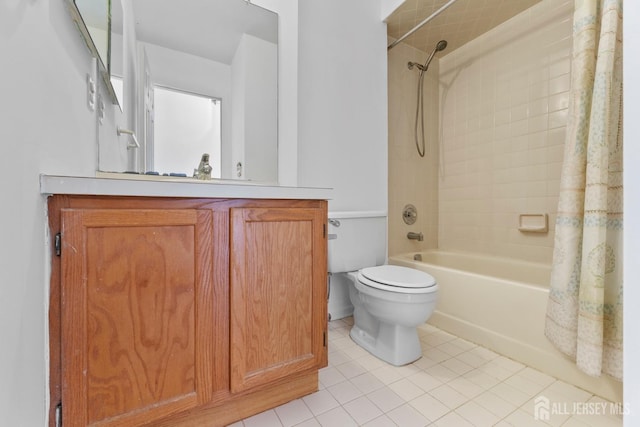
[87,74,96,112]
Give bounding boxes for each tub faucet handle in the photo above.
[407,232,424,242]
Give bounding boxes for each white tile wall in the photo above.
[437,0,573,263]
[387,41,440,256]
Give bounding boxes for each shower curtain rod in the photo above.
[387,0,459,50]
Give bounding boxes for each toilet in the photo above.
[328,212,438,366]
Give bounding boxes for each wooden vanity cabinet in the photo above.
[230,207,327,393]
[48,196,328,427]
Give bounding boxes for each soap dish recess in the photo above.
[518,213,548,233]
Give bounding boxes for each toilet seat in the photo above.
[358,265,437,294]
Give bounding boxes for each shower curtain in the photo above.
[544,0,623,380]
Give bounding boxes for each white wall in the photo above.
[380,0,405,21]
[231,34,278,182]
[252,0,298,186]
[0,0,103,424]
[298,0,388,213]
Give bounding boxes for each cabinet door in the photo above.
[230,207,327,392]
[60,208,214,426]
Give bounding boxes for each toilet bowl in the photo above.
[346,265,438,366]
[327,212,438,366]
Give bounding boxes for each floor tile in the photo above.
[327,379,364,404]
[543,380,593,403]
[561,417,592,427]
[480,360,520,381]
[422,331,456,346]
[292,418,321,427]
[243,409,283,427]
[413,355,439,370]
[428,383,469,409]
[395,363,422,378]
[361,414,398,427]
[455,401,501,427]
[315,406,357,427]
[490,381,533,407]
[343,344,373,359]
[421,347,453,364]
[491,355,526,374]
[461,369,501,390]
[343,395,384,425]
[234,319,620,427]
[572,413,622,427]
[367,385,406,412]
[423,363,458,383]
[335,359,368,379]
[455,350,489,368]
[467,345,500,362]
[437,341,468,357]
[501,408,550,426]
[350,372,386,394]
[388,377,427,401]
[472,390,518,418]
[433,411,474,427]
[408,370,444,392]
[328,349,351,366]
[503,371,548,397]
[409,393,451,422]
[302,390,340,416]
[440,357,475,376]
[446,375,485,399]
[274,399,314,427]
[331,336,357,350]
[387,403,430,427]
[371,365,405,385]
[355,353,387,371]
[518,367,556,388]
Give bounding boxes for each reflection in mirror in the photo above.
[67,0,121,106]
[132,0,278,182]
[109,0,124,109]
[153,87,222,178]
[74,0,108,65]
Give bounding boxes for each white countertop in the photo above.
[40,174,332,200]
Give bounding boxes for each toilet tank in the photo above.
[327,211,387,273]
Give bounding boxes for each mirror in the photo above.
[109,0,124,108]
[73,0,108,65]
[67,0,121,107]
[133,0,278,182]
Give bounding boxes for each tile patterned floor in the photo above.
[228,318,623,427]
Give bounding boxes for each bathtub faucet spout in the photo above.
[407,232,424,242]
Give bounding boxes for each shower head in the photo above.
[408,39,448,72]
[435,40,448,51]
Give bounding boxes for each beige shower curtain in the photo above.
[544,0,623,380]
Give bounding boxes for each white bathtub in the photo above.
[389,250,623,403]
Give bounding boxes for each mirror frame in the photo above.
[66,0,121,107]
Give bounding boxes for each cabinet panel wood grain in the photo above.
[230,208,327,392]
[50,197,327,427]
[61,209,213,426]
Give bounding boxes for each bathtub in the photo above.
[389,250,623,403]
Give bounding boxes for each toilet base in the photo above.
[349,322,422,366]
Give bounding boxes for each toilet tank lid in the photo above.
[360,265,436,289]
